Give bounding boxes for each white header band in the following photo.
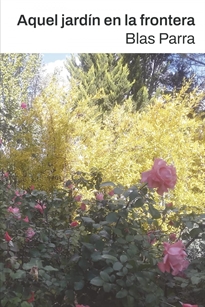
[1,0,205,52]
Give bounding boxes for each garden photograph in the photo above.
[0,53,205,307]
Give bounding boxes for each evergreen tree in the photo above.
[66,53,200,112]
[121,53,205,101]
[65,54,133,112]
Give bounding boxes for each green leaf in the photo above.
[74,280,84,290]
[113,261,123,271]
[43,265,58,271]
[91,252,102,262]
[113,228,122,236]
[22,258,42,270]
[126,235,134,242]
[123,188,137,198]
[116,289,128,298]
[10,297,21,304]
[82,242,95,251]
[190,228,201,238]
[146,294,156,303]
[134,234,143,241]
[1,298,8,307]
[149,204,161,219]
[116,279,125,287]
[132,198,144,208]
[101,254,118,262]
[69,253,81,263]
[122,267,128,275]
[90,276,104,286]
[65,289,74,301]
[113,187,124,195]
[10,270,25,279]
[120,255,128,263]
[100,271,110,282]
[100,181,116,188]
[0,273,5,282]
[48,243,55,248]
[117,238,127,244]
[103,282,112,292]
[191,275,201,285]
[126,295,135,307]
[106,212,118,223]
[82,217,95,223]
[21,302,31,307]
[129,190,140,201]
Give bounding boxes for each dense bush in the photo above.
[0,160,205,307]
[1,84,205,216]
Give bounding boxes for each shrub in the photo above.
[0,160,204,307]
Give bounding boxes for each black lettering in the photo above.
[160,33,168,43]
[187,17,195,25]
[104,17,112,25]
[173,17,181,25]
[28,17,37,28]
[46,17,54,26]
[17,15,28,26]
[126,33,135,44]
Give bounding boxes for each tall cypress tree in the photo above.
[65,54,133,112]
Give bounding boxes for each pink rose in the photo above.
[158,241,189,276]
[8,206,20,214]
[166,202,173,208]
[26,228,35,239]
[27,292,35,303]
[15,190,21,196]
[35,203,46,214]
[65,180,74,189]
[74,195,82,202]
[169,233,177,241]
[7,206,21,219]
[182,304,198,307]
[3,172,9,178]
[141,158,177,195]
[70,221,78,227]
[80,203,87,211]
[21,102,27,109]
[108,190,115,196]
[30,185,35,190]
[23,216,29,223]
[4,231,12,242]
[96,193,104,201]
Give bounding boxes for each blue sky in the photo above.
[42,53,70,64]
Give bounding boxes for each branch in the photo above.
[185,55,205,66]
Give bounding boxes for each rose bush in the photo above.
[0,161,203,307]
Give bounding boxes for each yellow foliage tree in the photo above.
[69,84,205,213]
[1,81,205,213]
